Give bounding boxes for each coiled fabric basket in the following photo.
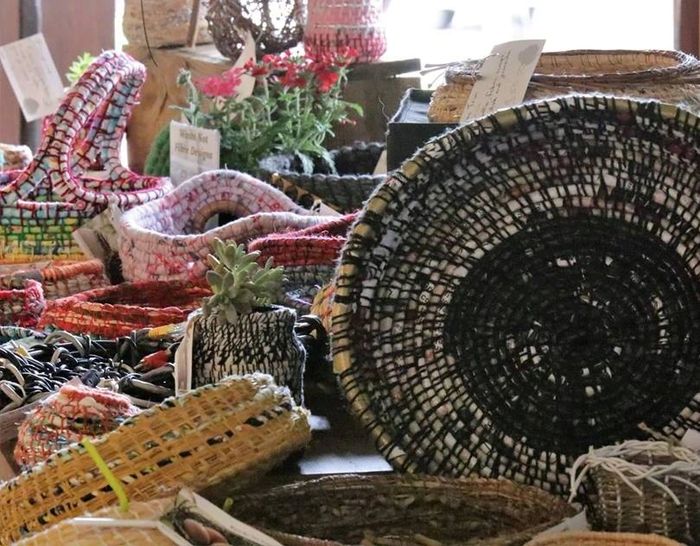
[570,441,700,544]
[39,280,211,337]
[0,51,170,265]
[0,279,44,328]
[259,142,386,214]
[248,214,355,311]
[206,0,304,58]
[229,474,575,545]
[0,260,109,300]
[304,0,386,63]
[332,96,700,495]
[118,170,329,282]
[429,49,700,123]
[526,532,682,546]
[0,373,311,545]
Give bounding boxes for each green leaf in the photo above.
[206,270,223,292]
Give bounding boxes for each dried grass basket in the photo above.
[229,474,576,546]
[0,373,311,545]
[259,142,386,214]
[570,440,700,544]
[39,280,211,337]
[428,49,700,123]
[332,96,700,495]
[118,169,330,282]
[526,532,682,546]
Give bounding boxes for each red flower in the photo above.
[244,58,271,77]
[279,64,307,88]
[314,67,339,92]
[195,67,245,98]
[333,46,359,67]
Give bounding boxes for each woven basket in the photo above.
[0,279,44,328]
[332,95,700,495]
[0,373,311,545]
[123,0,212,48]
[0,51,170,265]
[259,142,386,213]
[526,532,682,546]
[570,441,700,543]
[206,0,304,59]
[0,143,31,172]
[229,474,575,546]
[118,169,329,282]
[0,259,109,300]
[39,280,211,337]
[428,49,700,123]
[248,214,355,311]
[304,0,386,63]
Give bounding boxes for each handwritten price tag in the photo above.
[169,120,220,185]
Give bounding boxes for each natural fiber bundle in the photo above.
[0,51,170,264]
[304,0,386,63]
[332,96,700,495]
[259,142,386,214]
[0,143,32,171]
[0,279,44,328]
[39,280,211,337]
[526,532,682,546]
[206,0,303,59]
[14,383,141,468]
[429,49,700,122]
[230,474,576,546]
[118,169,330,282]
[248,214,355,311]
[0,373,311,545]
[0,260,109,300]
[570,441,700,543]
[310,282,335,332]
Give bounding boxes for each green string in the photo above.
[81,438,130,512]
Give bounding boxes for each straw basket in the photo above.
[526,532,682,546]
[0,373,311,545]
[229,474,576,546]
[570,440,700,544]
[332,96,700,495]
[0,51,170,265]
[39,280,211,337]
[428,49,700,123]
[118,170,330,282]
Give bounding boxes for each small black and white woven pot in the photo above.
[191,305,306,405]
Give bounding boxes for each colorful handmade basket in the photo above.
[526,532,682,546]
[248,214,355,311]
[118,169,330,282]
[304,0,386,63]
[229,474,575,546]
[0,260,109,299]
[0,51,170,265]
[0,373,311,545]
[428,49,700,123]
[259,142,386,213]
[570,440,700,543]
[0,279,44,328]
[206,0,304,58]
[332,96,700,495]
[39,280,211,337]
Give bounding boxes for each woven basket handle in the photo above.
[0,51,161,207]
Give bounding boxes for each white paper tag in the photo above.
[0,34,64,122]
[174,313,198,394]
[460,39,545,123]
[372,150,388,175]
[169,120,220,185]
[72,205,121,262]
[535,511,590,536]
[234,30,256,102]
[681,429,700,451]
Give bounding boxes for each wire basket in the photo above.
[428,49,700,123]
[0,373,311,545]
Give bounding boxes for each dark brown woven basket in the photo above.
[332,96,700,495]
[258,142,386,213]
[206,0,304,59]
[230,474,576,546]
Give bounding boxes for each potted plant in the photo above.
[177,238,306,405]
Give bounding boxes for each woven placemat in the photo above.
[332,95,700,495]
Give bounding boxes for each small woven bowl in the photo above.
[526,532,682,546]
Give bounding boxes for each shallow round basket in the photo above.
[332,95,700,495]
[526,532,682,546]
[0,260,109,300]
[230,474,576,546]
[259,142,386,213]
[429,49,700,122]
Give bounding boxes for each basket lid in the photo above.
[332,95,700,494]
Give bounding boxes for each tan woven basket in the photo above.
[428,49,700,122]
[526,532,682,546]
[0,373,311,545]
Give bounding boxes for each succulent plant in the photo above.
[202,238,284,324]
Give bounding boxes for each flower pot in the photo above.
[189,306,305,404]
